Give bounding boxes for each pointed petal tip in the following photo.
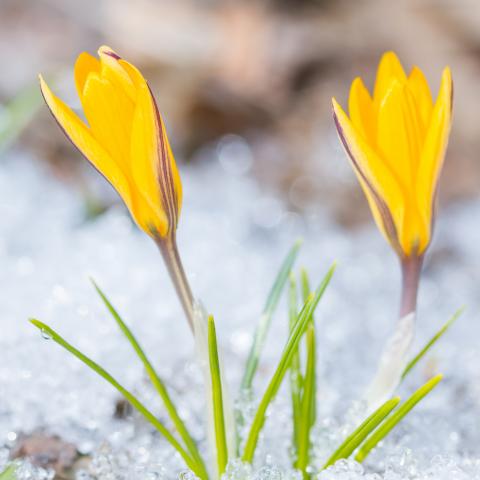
[408,65,423,79]
[350,76,364,88]
[440,66,453,111]
[331,99,347,138]
[377,50,401,72]
[331,98,349,130]
[381,50,400,62]
[98,45,121,60]
[348,77,367,100]
[38,74,52,101]
[38,74,45,93]
[442,66,452,84]
[98,45,113,54]
[331,97,341,114]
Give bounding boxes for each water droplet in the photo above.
[40,329,51,340]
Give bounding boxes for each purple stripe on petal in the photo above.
[450,80,454,114]
[333,108,403,257]
[148,84,178,236]
[103,50,121,60]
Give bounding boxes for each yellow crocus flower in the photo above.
[39,45,182,240]
[332,51,453,258]
[40,46,194,330]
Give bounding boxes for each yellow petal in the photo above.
[124,57,182,233]
[130,81,171,236]
[397,208,427,256]
[336,51,451,258]
[333,98,405,252]
[408,66,433,134]
[356,168,403,254]
[117,59,146,88]
[373,51,407,108]
[348,77,376,144]
[81,72,134,171]
[163,123,183,218]
[39,75,135,215]
[74,52,100,101]
[415,67,453,251]
[97,45,136,101]
[376,80,423,189]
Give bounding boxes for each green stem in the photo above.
[156,235,195,332]
[399,255,423,317]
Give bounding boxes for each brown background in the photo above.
[1,0,478,228]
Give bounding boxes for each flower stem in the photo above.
[156,235,195,332]
[363,254,424,410]
[399,255,423,317]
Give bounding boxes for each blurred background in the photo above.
[1,0,478,229]
[1,2,480,477]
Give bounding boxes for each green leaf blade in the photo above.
[355,374,443,463]
[0,464,17,480]
[323,396,400,469]
[296,323,316,477]
[300,268,311,303]
[241,240,303,391]
[288,273,303,455]
[208,316,229,476]
[242,263,335,463]
[300,269,316,426]
[402,308,464,380]
[90,279,207,477]
[29,319,204,478]
[0,84,43,153]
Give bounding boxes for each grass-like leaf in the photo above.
[323,396,400,469]
[0,84,42,153]
[29,319,204,478]
[355,374,443,462]
[288,273,303,454]
[193,303,237,465]
[296,323,316,477]
[401,308,464,380]
[0,464,17,480]
[241,240,302,391]
[207,316,228,476]
[90,279,207,478]
[242,264,335,463]
[300,268,311,303]
[299,268,316,427]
